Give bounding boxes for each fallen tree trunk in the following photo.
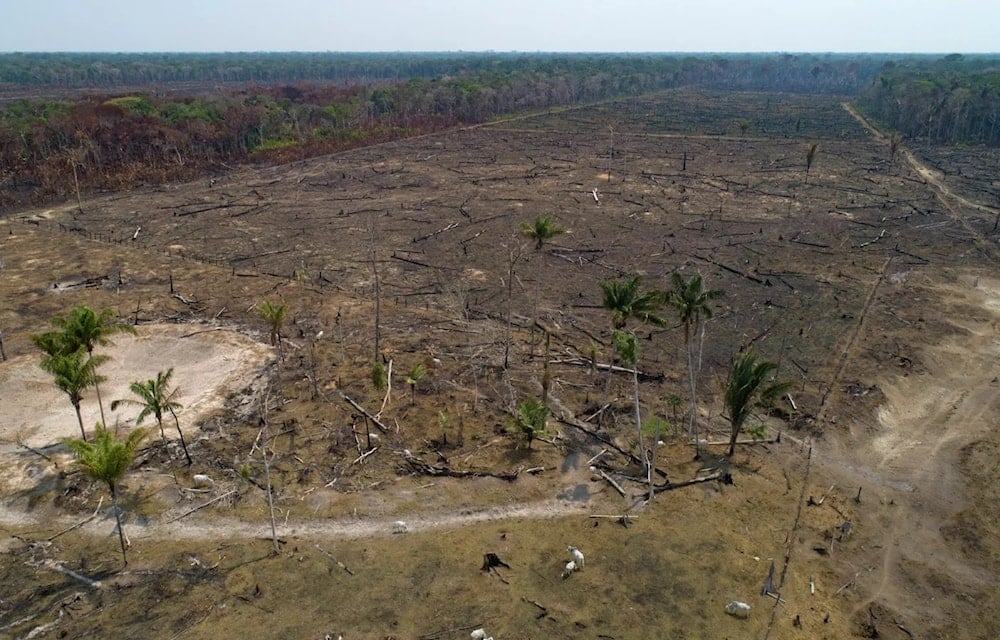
[548,357,664,382]
[402,450,519,481]
[652,470,733,496]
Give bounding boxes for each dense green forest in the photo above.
[857,54,1000,146]
[0,52,995,210]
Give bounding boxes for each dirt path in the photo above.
[0,493,591,548]
[841,102,999,251]
[819,274,1000,626]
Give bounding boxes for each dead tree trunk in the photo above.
[369,212,382,361]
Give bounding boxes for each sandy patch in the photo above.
[0,324,273,448]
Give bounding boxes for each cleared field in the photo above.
[0,89,996,639]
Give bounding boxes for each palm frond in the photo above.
[520,214,565,250]
[65,424,147,489]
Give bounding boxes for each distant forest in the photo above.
[0,52,996,209]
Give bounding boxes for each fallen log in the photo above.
[599,469,626,497]
[693,254,766,284]
[164,490,236,525]
[548,357,663,382]
[651,470,733,496]
[402,450,519,481]
[340,393,390,433]
[314,544,355,575]
[45,561,102,589]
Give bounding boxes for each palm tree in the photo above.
[41,350,108,440]
[514,397,549,449]
[599,275,665,415]
[405,362,425,405]
[258,300,287,349]
[111,368,191,466]
[612,329,646,476]
[65,425,147,566]
[520,214,565,353]
[667,272,722,459]
[31,330,71,358]
[50,305,135,426]
[600,275,665,331]
[724,351,793,457]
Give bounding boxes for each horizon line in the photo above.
[2,50,998,56]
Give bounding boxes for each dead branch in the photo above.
[314,544,355,575]
[179,327,225,338]
[555,414,647,470]
[686,436,780,447]
[857,228,887,248]
[351,447,379,465]
[401,450,519,481]
[599,469,626,497]
[375,358,394,417]
[340,393,390,433]
[48,497,103,541]
[693,253,766,284]
[651,470,734,496]
[412,221,459,243]
[790,236,831,249]
[174,202,249,217]
[390,252,458,271]
[44,561,102,589]
[163,490,236,525]
[548,357,663,381]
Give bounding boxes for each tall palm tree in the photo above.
[50,305,135,426]
[258,300,287,349]
[65,425,147,566]
[612,329,646,476]
[724,351,793,457]
[520,214,565,354]
[599,275,665,415]
[41,350,108,440]
[667,272,722,459]
[111,368,191,466]
[31,330,71,358]
[600,275,665,331]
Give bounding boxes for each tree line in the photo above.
[0,51,885,92]
[857,53,1000,147]
[0,52,897,210]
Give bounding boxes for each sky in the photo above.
[1,0,996,54]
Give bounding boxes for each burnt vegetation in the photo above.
[0,50,998,639]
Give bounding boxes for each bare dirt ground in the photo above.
[0,89,997,639]
[0,325,272,449]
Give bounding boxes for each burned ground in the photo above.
[0,89,997,639]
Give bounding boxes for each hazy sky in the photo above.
[2,0,996,53]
